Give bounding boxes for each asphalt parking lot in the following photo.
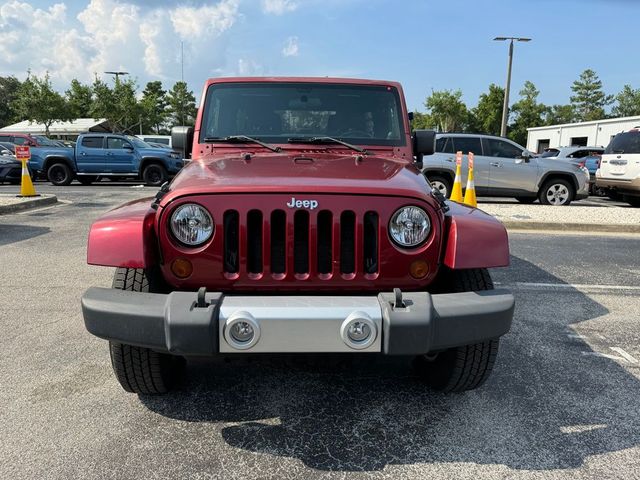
[1,182,639,479]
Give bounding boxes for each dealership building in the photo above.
[0,118,111,140]
[526,115,640,153]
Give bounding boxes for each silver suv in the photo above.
[422,133,590,206]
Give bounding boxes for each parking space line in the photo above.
[610,347,639,364]
[499,282,640,291]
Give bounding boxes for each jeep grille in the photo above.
[222,208,379,278]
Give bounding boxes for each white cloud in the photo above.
[0,0,242,88]
[262,0,297,15]
[282,36,299,57]
[170,0,239,39]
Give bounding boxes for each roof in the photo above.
[205,76,402,88]
[527,115,640,132]
[0,118,110,134]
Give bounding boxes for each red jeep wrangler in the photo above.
[81,77,514,394]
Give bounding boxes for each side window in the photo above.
[107,137,131,149]
[0,135,11,142]
[13,136,28,145]
[485,138,522,158]
[569,150,589,159]
[452,137,482,155]
[435,137,453,154]
[81,137,104,148]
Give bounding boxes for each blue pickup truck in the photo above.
[29,133,184,186]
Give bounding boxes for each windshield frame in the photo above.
[198,81,408,148]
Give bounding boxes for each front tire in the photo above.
[539,178,574,206]
[624,195,640,208]
[427,174,452,199]
[415,268,500,392]
[47,162,73,186]
[109,267,184,394]
[142,163,167,187]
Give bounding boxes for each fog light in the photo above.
[224,312,260,350]
[340,312,377,350]
[230,321,254,343]
[171,258,193,278]
[409,260,429,279]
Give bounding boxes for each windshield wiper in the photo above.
[287,136,370,155]
[203,135,281,153]
[612,149,625,154]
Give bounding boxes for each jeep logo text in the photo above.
[286,197,318,210]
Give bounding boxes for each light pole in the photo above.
[493,37,531,137]
[104,71,129,84]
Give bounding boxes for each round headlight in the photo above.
[170,203,214,246]
[389,206,430,247]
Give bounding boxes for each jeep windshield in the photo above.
[200,82,406,147]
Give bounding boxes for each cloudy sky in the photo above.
[1,0,638,110]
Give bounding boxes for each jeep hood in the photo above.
[163,153,432,205]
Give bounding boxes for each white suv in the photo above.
[597,129,640,207]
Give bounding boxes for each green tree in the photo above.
[570,69,613,122]
[12,72,70,136]
[65,79,93,118]
[166,81,197,127]
[0,76,22,128]
[470,84,504,136]
[411,111,435,130]
[90,76,141,133]
[544,104,575,125]
[423,89,468,132]
[508,81,547,146]
[611,85,640,118]
[140,81,168,134]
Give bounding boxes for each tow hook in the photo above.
[196,287,208,308]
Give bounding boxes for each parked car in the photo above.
[28,133,184,186]
[136,134,172,147]
[0,143,22,184]
[539,146,605,195]
[422,133,590,205]
[81,76,515,395]
[0,132,59,147]
[596,128,640,207]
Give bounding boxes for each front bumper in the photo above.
[81,288,515,356]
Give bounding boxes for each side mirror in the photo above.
[413,129,436,169]
[517,150,533,163]
[172,126,194,160]
[123,144,134,151]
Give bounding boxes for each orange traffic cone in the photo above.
[19,159,38,197]
[450,151,463,202]
[463,152,477,208]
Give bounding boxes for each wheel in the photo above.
[624,195,640,208]
[47,163,73,186]
[607,190,622,201]
[109,267,184,394]
[539,178,574,206]
[515,196,536,204]
[428,174,452,198]
[142,163,167,186]
[415,268,500,392]
[77,175,98,185]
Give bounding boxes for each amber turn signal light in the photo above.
[409,260,429,279]
[171,258,193,278]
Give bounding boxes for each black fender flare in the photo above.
[537,171,579,194]
[139,157,169,177]
[423,169,455,183]
[42,155,75,173]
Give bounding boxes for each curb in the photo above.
[0,195,58,215]
[501,220,640,234]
